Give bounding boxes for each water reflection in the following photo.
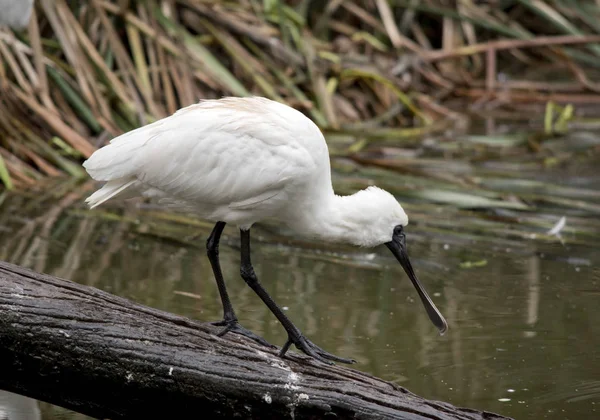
[0,191,599,419]
[0,391,40,420]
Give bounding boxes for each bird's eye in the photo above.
[393,225,403,236]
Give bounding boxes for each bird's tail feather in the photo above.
[85,178,136,209]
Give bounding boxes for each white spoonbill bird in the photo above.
[83,97,447,364]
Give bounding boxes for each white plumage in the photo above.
[84,97,407,247]
[85,98,324,214]
[84,96,446,363]
[0,0,33,29]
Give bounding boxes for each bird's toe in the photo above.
[214,320,275,349]
[282,334,354,365]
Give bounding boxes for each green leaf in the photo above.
[0,154,13,190]
[459,260,488,269]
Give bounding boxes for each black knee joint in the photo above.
[240,264,258,285]
[207,238,219,257]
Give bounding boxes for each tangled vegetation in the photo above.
[1,1,600,185]
[0,1,599,244]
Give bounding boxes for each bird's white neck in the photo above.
[288,185,408,248]
[305,194,356,243]
[291,192,371,247]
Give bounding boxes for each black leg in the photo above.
[207,222,235,323]
[206,222,274,348]
[239,229,355,365]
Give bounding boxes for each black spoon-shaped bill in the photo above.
[385,227,448,334]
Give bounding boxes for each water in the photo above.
[1,188,599,419]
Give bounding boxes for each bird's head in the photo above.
[340,186,407,248]
[340,186,448,335]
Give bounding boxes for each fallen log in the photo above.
[0,261,510,419]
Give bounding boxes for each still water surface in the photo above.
[0,187,599,419]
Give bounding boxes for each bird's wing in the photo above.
[83,99,323,209]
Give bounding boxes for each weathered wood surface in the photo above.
[0,261,511,419]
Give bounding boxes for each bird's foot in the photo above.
[211,319,275,349]
[280,333,356,365]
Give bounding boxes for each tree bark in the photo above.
[0,261,510,420]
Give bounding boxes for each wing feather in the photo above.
[83,97,325,212]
